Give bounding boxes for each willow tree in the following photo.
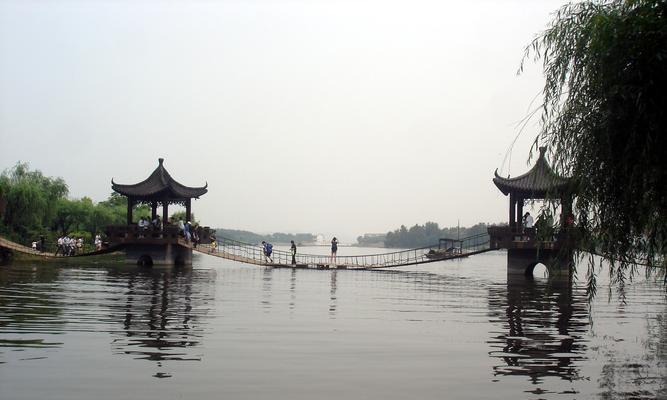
[0,162,68,240]
[523,0,666,287]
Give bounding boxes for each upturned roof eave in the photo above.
[111,159,208,200]
[492,147,573,197]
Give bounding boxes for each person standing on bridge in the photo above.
[210,234,217,253]
[331,237,338,264]
[290,240,297,265]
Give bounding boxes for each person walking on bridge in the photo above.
[290,240,297,265]
[262,241,274,264]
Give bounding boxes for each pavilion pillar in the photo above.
[151,201,157,221]
[162,202,168,225]
[517,197,524,230]
[509,193,517,232]
[185,199,192,222]
[127,197,134,225]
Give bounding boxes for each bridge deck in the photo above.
[2,233,492,269]
[192,233,492,269]
[0,236,124,260]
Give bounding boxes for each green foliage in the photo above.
[98,192,149,225]
[0,162,68,240]
[523,0,667,285]
[384,222,495,248]
[0,163,149,246]
[170,211,196,225]
[215,228,316,244]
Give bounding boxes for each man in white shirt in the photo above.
[523,212,535,240]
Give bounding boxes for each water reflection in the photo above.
[262,267,273,311]
[105,267,215,378]
[594,293,667,399]
[289,268,296,311]
[0,265,67,364]
[0,265,215,377]
[329,270,337,317]
[487,277,590,386]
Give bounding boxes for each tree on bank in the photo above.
[0,162,68,240]
[0,163,148,247]
[383,222,494,248]
[523,0,666,285]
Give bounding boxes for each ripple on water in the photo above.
[0,254,666,400]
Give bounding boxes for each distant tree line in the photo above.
[214,228,316,245]
[382,222,499,248]
[356,233,386,247]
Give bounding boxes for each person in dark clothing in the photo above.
[331,237,338,264]
[262,241,273,263]
[290,240,297,265]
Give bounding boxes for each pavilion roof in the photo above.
[111,158,207,200]
[493,147,572,198]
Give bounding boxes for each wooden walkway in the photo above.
[192,233,492,269]
[0,236,124,260]
[194,245,493,269]
[2,233,493,269]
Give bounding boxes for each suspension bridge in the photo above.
[195,233,492,269]
[0,233,493,270]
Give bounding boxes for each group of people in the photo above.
[261,236,339,266]
[137,216,162,237]
[54,235,85,256]
[522,211,575,241]
[134,216,204,247]
[177,219,199,244]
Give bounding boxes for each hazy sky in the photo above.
[0,0,567,242]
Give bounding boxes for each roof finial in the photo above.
[158,158,164,165]
[539,146,547,158]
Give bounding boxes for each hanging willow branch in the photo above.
[522,0,667,288]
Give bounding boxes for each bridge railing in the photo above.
[197,232,491,269]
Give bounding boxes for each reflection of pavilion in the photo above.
[106,268,214,378]
[487,278,589,384]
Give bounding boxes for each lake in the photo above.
[0,247,665,399]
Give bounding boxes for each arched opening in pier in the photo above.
[526,262,549,279]
[137,254,153,267]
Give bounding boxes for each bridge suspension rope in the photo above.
[195,233,492,269]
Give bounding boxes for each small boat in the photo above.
[425,238,463,259]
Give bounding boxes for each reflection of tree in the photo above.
[597,302,667,399]
[487,278,589,384]
[106,268,214,378]
[0,265,65,353]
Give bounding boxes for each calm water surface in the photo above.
[0,247,665,399]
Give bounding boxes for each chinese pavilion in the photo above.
[112,158,207,225]
[489,147,576,278]
[107,158,208,266]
